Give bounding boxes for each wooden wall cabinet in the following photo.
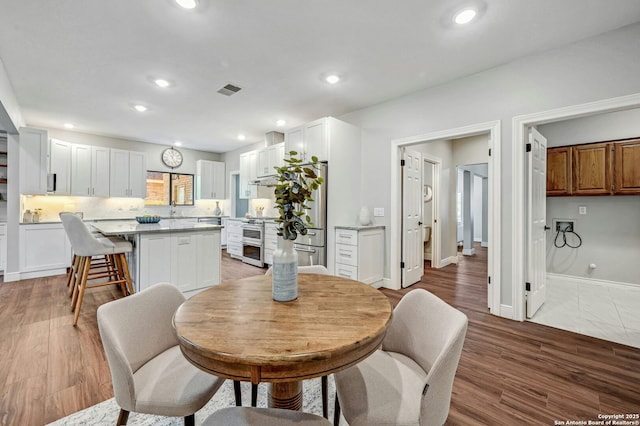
[546,147,572,196]
[546,138,640,196]
[572,142,611,195]
[613,138,640,194]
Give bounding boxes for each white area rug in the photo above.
[48,377,338,425]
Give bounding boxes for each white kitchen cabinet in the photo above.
[221,217,228,246]
[139,231,220,294]
[19,223,72,277]
[284,119,329,163]
[71,144,110,197]
[196,159,225,199]
[334,226,384,286]
[257,142,285,178]
[264,220,278,265]
[19,127,48,195]
[0,223,6,271]
[239,151,257,199]
[226,219,243,258]
[49,139,72,194]
[138,234,172,292]
[110,149,146,198]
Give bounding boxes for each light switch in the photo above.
[578,206,587,215]
[373,208,384,217]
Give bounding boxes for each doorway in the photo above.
[512,92,640,322]
[392,120,501,314]
[229,171,248,218]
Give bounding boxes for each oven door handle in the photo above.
[242,239,263,246]
[294,246,317,254]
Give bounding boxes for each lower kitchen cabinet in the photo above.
[334,226,384,286]
[0,223,6,271]
[264,220,278,265]
[138,230,220,294]
[226,219,243,259]
[19,223,72,277]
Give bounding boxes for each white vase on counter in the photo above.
[272,238,298,302]
[213,201,222,216]
[359,206,372,226]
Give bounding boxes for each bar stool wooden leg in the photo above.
[70,256,86,311]
[68,255,80,297]
[73,255,91,326]
[66,254,76,288]
[119,253,134,295]
[112,254,128,297]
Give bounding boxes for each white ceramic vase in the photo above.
[213,201,222,216]
[359,206,372,226]
[272,238,298,302]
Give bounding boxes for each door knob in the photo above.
[544,226,551,230]
[418,221,423,226]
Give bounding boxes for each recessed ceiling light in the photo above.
[276,119,286,127]
[174,141,183,147]
[325,74,340,84]
[134,105,148,112]
[238,134,246,141]
[64,123,74,129]
[454,8,477,24]
[176,0,198,9]
[154,78,170,88]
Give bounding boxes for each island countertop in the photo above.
[90,219,223,236]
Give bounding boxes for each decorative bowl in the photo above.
[136,216,161,224]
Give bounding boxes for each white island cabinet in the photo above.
[91,220,222,296]
[334,225,385,287]
[19,223,72,278]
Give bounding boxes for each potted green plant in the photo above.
[271,151,324,301]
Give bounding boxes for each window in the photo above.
[145,171,194,206]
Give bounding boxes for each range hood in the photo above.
[251,176,279,187]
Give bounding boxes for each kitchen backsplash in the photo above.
[20,195,277,222]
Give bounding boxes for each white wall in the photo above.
[546,196,640,285]
[0,57,23,133]
[341,23,640,307]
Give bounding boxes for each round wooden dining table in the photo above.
[173,274,393,410]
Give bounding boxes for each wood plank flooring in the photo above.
[0,248,638,425]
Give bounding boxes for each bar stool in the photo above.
[60,213,134,326]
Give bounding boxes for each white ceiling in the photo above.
[1,1,640,153]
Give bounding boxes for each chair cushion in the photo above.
[335,350,428,426]
[105,236,133,253]
[133,346,224,417]
[203,407,332,425]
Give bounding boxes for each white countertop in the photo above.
[90,220,223,236]
[335,225,386,231]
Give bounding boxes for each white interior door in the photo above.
[402,148,423,287]
[526,128,547,318]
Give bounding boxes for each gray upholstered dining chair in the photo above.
[97,283,225,426]
[333,289,468,426]
[259,264,330,417]
[203,407,332,425]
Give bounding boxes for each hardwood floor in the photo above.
[0,248,638,425]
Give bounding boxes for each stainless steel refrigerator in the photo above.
[294,162,327,266]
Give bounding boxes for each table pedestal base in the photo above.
[268,381,303,410]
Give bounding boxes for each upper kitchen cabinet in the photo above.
[196,159,225,200]
[49,139,72,195]
[257,142,285,178]
[572,142,611,196]
[284,126,304,159]
[284,117,350,163]
[239,150,257,199]
[613,138,640,194]
[110,149,146,198]
[546,147,572,196]
[71,144,110,197]
[19,127,48,195]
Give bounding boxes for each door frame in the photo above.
[422,155,441,269]
[511,92,640,321]
[390,120,501,314]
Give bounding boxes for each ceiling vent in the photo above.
[217,83,242,96]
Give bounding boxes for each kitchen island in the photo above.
[91,220,223,295]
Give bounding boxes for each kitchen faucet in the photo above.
[171,201,177,217]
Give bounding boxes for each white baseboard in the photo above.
[3,271,21,282]
[547,273,639,290]
[474,238,482,242]
[19,268,68,280]
[440,256,459,267]
[481,241,489,247]
[462,248,475,256]
[379,278,398,290]
[500,304,514,320]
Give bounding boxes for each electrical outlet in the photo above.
[373,207,384,217]
[578,206,587,215]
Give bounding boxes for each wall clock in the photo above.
[161,147,183,168]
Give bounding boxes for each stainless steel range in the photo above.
[241,219,265,267]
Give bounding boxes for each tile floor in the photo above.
[529,276,640,349]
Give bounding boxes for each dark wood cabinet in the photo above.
[613,138,640,194]
[546,137,640,196]
[546,147,572,196]
[572,142,611,195]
